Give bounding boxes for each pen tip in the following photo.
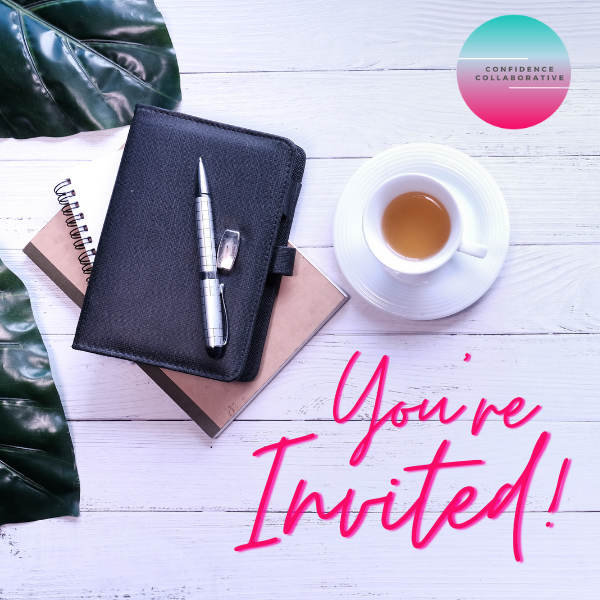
[197,157,209,195]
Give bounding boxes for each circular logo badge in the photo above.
[457,16,570,129]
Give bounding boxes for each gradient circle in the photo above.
[457,16,570,129]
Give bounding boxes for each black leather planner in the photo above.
[73,104,306,382]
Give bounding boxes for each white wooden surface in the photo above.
[1,1,599,598]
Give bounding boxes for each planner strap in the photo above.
[270,246,296,276]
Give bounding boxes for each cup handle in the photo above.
[458,238,488,259]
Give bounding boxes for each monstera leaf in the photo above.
[0,0,181,139]
[0,259,79,525]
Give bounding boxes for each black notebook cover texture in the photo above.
[73,105,306,382]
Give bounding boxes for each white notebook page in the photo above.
[64,149,123,263]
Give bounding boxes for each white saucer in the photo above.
[333,144,510,320]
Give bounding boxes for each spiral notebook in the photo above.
[53,150,124,278]
[23,150,348,437]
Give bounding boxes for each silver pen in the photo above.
[195,157,227,359]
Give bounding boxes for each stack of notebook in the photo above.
[24,109,347,438]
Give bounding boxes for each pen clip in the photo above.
[217,229,241,273]
[220,283,229,346]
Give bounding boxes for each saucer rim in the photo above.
[333,143,510,320]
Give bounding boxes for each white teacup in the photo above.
[362,173,487,276]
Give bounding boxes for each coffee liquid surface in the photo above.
[382,192,451,260]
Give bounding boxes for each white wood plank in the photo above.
[175,71,599,158]
[239,332,600,422]
[155,0,600,72]
[0,160,83,250]
[0,70,597,160]
[70,420,592,513]
[2,327,599,422]
[3,156,600,250]
[303,245,600,335]
[0,512,597,599]
[6,245,600,338]
[293,156,600,247]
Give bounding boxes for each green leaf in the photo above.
[0,0,181,139]
[0,258,80,525]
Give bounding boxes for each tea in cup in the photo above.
[363,173,487,276]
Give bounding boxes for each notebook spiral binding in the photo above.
[54,178,96,281]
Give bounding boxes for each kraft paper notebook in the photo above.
[24,149,348,438]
